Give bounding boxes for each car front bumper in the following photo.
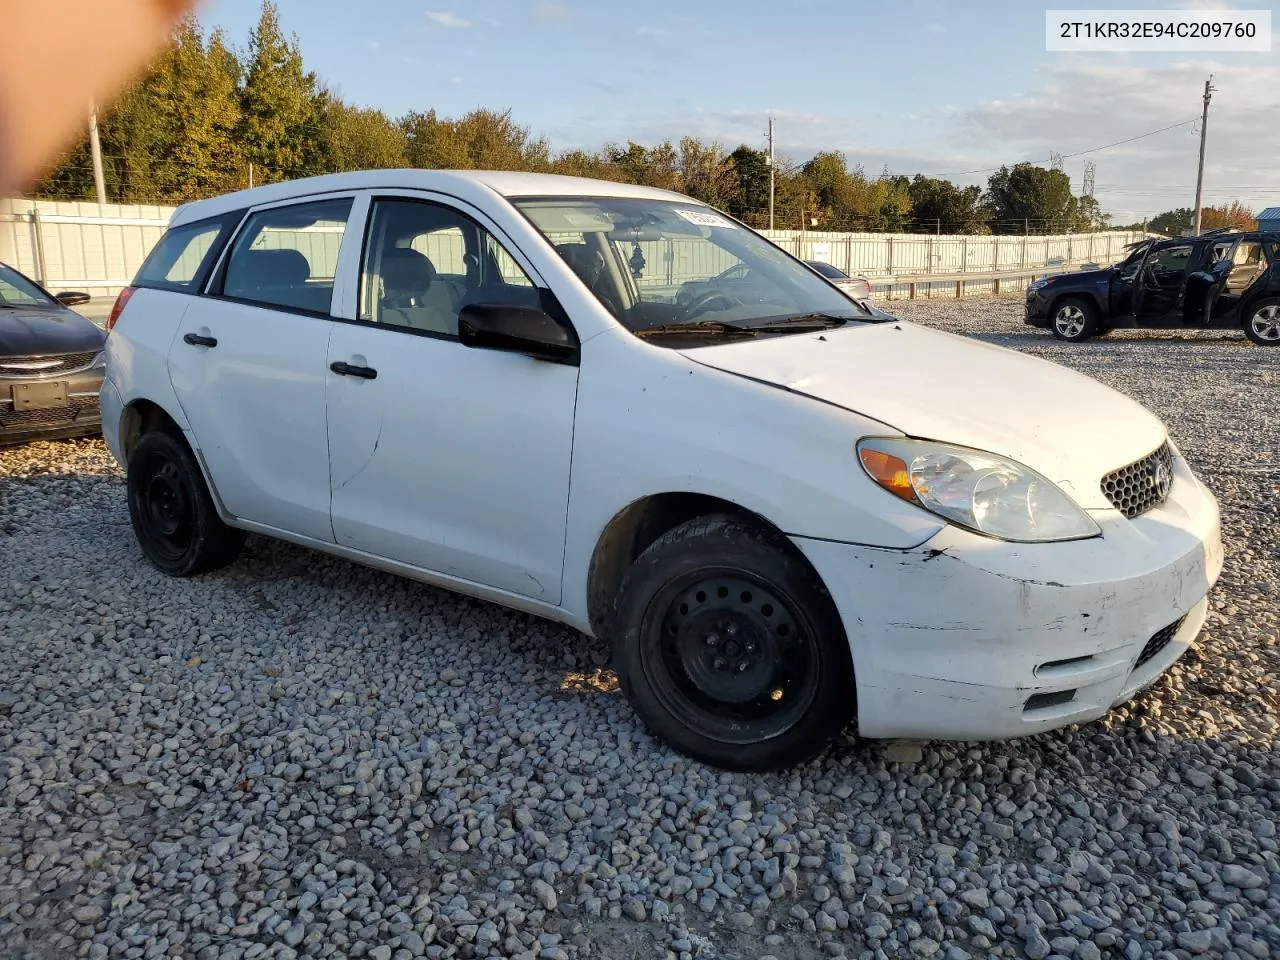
[792,450,1223,740]
[1024,286,1052,325]
[0,369,104,445]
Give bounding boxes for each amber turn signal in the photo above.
[858,447,919,504]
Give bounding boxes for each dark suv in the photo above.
[1025,229,1280,346]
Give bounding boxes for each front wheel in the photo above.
[612,517,855,771]
[1243,298,1280,346]
[127,429,245,576]
[1050,296,1099,343]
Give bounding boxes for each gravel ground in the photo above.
[1,297,1277,960]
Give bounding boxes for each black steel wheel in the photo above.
[127,429,245,576]
[612,517,854,770]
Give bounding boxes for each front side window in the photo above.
[0,264,54,307]
[1145,245,1192,275]
[221,198,353,314]
[359,199,539,337]
[512,197,866,345]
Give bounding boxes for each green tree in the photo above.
[725,145,770,223]
[604,141,681,191]
[907,175,987,233]
[403,108,548,170]
[1072,194,1111,232]
[150,23,245,197]
[237,1,328,181]
[984,163,1079,234]
[34,16,244,202]
[323,100,406,171]
[676,138,734,208]
[1147,208,1193,235]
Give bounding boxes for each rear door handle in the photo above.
[330,361,377,380]
[182,332,218,348]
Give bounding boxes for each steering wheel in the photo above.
[674,289,743,322]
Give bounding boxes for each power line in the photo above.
[926,117,1199,179]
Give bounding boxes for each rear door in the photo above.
[1211,238,1269,320]
[168,193,359,542]
[325,192,579,601]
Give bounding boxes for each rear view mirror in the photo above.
[55,291,92,307]
[458,302,579,364]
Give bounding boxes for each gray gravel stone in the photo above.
[1,302,1277,960]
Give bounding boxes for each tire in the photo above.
[127,429,245,576]
[612,517,855,771]
[1050,296,1099,343]
[1243,297,1280,346]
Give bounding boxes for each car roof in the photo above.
[168,169,695,228]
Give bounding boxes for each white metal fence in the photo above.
[0,197,1149,312]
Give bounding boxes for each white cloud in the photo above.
[948,60,1280,219]
[926,22,944,34]
[537,3,569,23]
[426,11,471,28]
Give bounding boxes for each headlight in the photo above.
[1027,278,1050,291]
[857,438,1100,543]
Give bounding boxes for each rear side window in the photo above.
[135,211,243,291]
[220,198,353,315]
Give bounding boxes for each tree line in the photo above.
[32,2,1202,236]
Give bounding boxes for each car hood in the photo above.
[0,306,105,359]
[1043,267,1112,287]
[679,320,1167,510]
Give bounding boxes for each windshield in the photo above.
[513,197,867,340]
[0,264,55,307]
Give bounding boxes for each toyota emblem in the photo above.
[1152,460,1172,500]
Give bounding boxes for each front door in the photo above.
[1133,243,1193,323]
[169,194,357,542]
[325,195,579,602]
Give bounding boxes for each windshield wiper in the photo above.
[746,313,853,332]
[634,321,758,339]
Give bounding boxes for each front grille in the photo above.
[0,400,99,430]
[1134,616,1186,670]
[0,351,99,378]
[1101,441,1174,519]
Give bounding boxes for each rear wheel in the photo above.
[127,429,245,576]
[1050,296,1099,343]
[612,517,854,771]
[1243,298,1280,346]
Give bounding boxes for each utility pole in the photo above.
[88,100,107,204]
[1192,75,1215,237]
[249,163,254,189]
[767,117,775,231]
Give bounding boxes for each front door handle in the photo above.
[183,332,218,348]
[330,361,377,380]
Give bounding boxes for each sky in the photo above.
[196,0,1280,222]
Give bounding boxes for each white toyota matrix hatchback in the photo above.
[101,171,1224,770]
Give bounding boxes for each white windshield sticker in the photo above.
[673,208,735,229]
[564,212,611,229]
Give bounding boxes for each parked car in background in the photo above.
[103,170,1221,771]
[1026,229,1280,345]
[804,260,874,303]
[0,262,103,444]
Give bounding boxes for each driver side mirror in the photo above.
[458,302,579,365]
[54,291,92,307]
